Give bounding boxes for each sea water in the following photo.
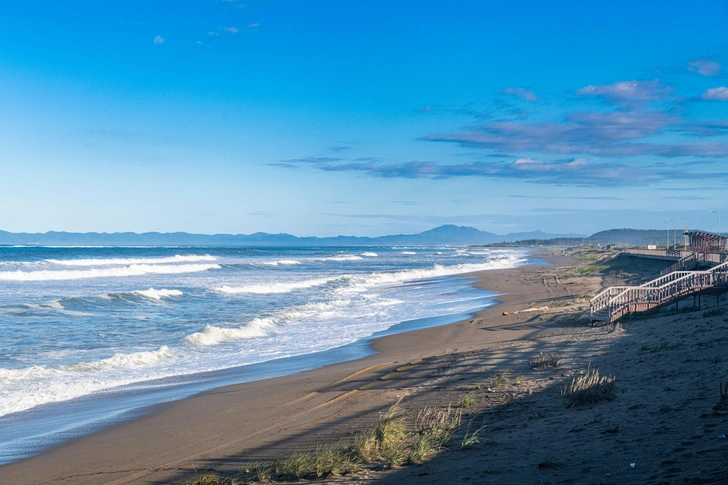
[0,245,528,463]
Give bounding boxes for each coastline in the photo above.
[0,248,573,484]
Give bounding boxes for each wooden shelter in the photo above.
[685,231,728,252]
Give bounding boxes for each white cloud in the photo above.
[502,87,541,102]
[153,35,164,44]
[224,27,240,33]
[687,59,721,77]
[577,80,672,104]
[247,23,259,28]
[208,31,220,36]
[702,87,728,101]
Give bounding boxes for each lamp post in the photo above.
[666,218,674,249]
[662,220,670,249]
[708,210,721,238]
[676,216,688,249]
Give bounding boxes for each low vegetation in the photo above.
[490,371,522,387]
[529,352,562,369]
[179,401,465,485]
[562,365,616,407]
[457,393,475,408]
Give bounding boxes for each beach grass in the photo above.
[528,352,562,369]
[215,401,465,484]
[562,364,616,406]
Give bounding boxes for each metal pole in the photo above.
[709,210,721,237]
[662,220,669,249]
[677,216,688,249]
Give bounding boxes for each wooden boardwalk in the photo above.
[591,259,728,323]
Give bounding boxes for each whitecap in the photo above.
[0,263,220,281]
[133,288,183,300]
[46,254,217,267]
[215,277,337,294]
[183,318,275,346]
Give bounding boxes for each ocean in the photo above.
[0,245,528,464]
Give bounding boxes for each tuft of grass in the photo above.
[234,401,465,483]
[460,421,491,449]
[490,372,510,387]
[457,393,475,408]
[562,364,616,407]
[529,352,562,369]
[176,475,241,485]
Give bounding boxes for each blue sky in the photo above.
[1,0,727,236]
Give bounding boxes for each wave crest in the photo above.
[183,318,275,346]
[216,277,337,294]
[0,263,220,281]
[133,288,183,300]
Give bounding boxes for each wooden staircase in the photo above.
[659,252,700,276]
[591,260,728,323]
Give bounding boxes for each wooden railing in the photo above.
[591,261,728,323]
[660,252,699,275]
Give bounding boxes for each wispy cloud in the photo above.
[576,79,672,106]
[278,156,688,187]
[702,87,728,101]
[153,35,164,44]
[501,87,541,102]
[223,27,240,33]
[687,59,721,77]
[424,108,728,158]
[208,31,220,36]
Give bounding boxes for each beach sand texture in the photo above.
[2,250,727,484]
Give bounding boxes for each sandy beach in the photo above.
[2,249,727,485]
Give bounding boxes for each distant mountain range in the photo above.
[0,225,586,247]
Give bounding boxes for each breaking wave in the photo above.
[46,255,217,266]
[183,318,275,346]
[216,277,338,294]
[133,288,183,300]
[0,263,220,281]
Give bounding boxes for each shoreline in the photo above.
[0,249,576,484]
[0,273,500,466]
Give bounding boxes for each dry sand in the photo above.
[2,249,727,485]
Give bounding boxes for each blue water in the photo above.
[0,245,528,464]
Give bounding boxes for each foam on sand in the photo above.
[0,346,178,417]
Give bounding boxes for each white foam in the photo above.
[215,277,337,294]
[261,259,301,266]
[325,255,363,261]
[401,251,417,255]
[133,288,183,300]
[46,255,217,266]
[361,252,378,257]
[0,346,177,416]
[183,318,275,346]
[14,300,94,317]
[0,263,220,281]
